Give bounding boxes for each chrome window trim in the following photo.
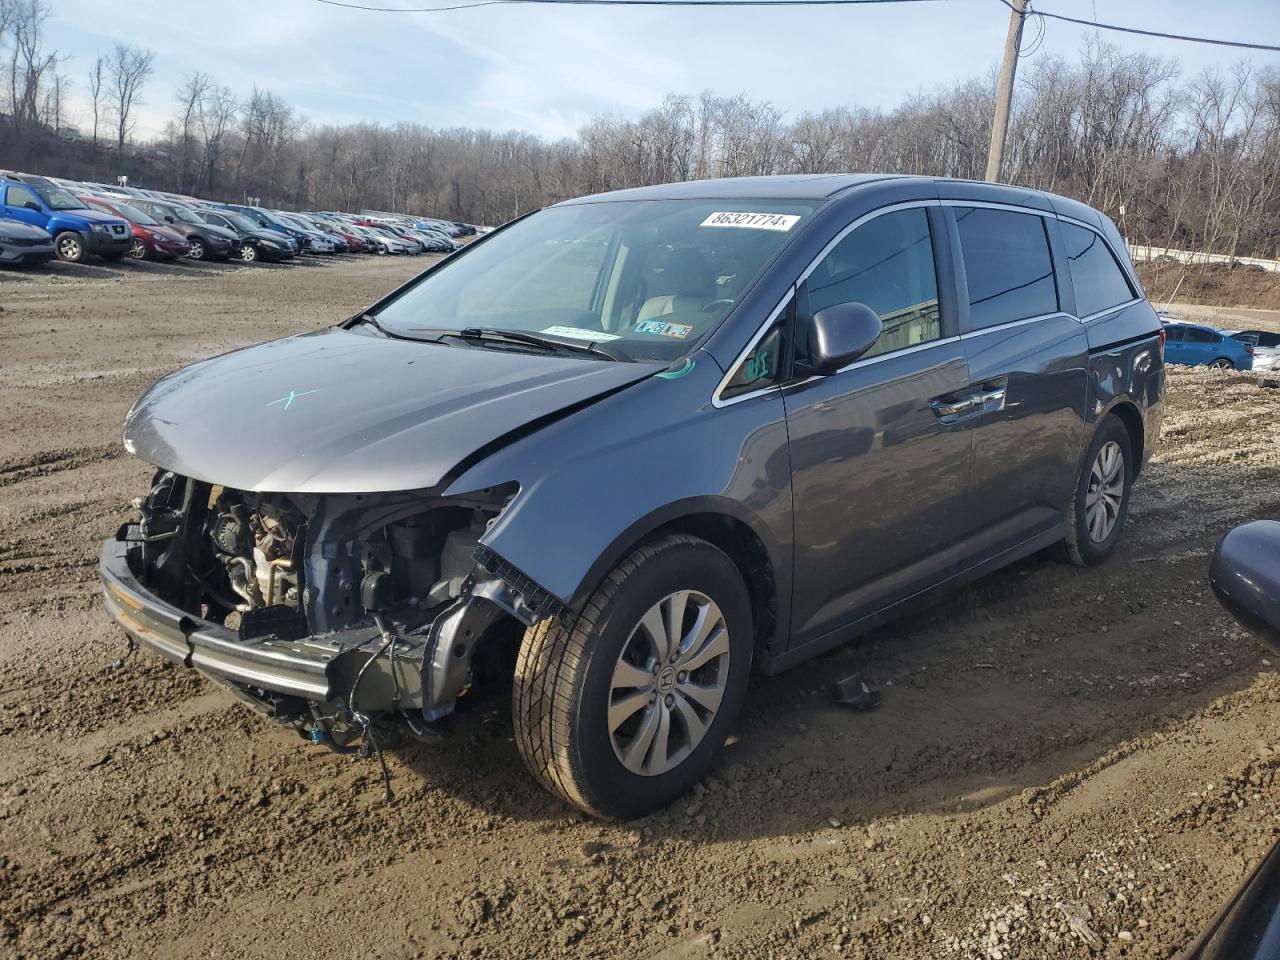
[711,287,795,409]
[712,198,1148,409]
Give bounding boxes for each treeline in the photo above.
[2,0,1278,257]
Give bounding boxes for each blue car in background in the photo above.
[1,173,131,262]
[1162,322,1254,370]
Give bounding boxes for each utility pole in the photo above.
[985,0,1027,182]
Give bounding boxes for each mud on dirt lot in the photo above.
[1,256,1279,960]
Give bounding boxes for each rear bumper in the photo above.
[99,533,420,709]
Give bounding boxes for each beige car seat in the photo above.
[637,249,715,322]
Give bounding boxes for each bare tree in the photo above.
[88,54,105,144]
[106,40,155,151]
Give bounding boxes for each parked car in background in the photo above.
[0,174,131,262]
[1163,322,1254,370]
[101,174,1164,818]
[1228,330,1280,372]
[0,215,55,265]
[132,199,238,261]
[82,195,191,261]
[198,209,297,263]
[217,204,312,251]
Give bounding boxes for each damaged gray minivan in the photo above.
[101,174,1164,818]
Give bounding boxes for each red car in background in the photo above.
[81,195,191,261]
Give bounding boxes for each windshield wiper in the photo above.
[410,326,620,361]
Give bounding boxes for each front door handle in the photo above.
[931,382,1007,421]
[930,396,979,418]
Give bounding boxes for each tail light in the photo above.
[1157,326,1166,355]
[1245,345,1255,355]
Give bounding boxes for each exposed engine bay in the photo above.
[112,469,557,755]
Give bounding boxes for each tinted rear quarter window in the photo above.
[953,207,1057,329]
[1164,324,1186,342]
[1060,222,1134,317]
[1185,327,1216,343]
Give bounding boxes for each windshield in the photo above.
[38,186,87,211]
[222,212,257,232]
[375,199,814,363]
[169,206,204,224]
[111,201,157,225]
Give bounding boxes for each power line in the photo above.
[995,0,1280,53]
[312,0,945,10]
[309,0,1280,52]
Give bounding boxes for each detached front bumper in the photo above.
[99,532,423,714]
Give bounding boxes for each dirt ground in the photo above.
[1,254,1279,960]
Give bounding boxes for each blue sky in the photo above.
[47,0,1280,140]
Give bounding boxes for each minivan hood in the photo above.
[123,327,660,494]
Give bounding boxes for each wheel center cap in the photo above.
[657,666,676,694]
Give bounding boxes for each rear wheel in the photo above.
[1063,414,1134,566]
[513,534,752,819]
[1210,357,1234,370]
[54,231,85,263]
[128,238,147,260]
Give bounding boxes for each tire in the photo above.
[54,231,86,263]
[1210,358,1234,370]
[513,534,753,820]
[188,238,206,261]
[239,243,258,263]
[1062,414,1135,566]
[128,238,147,260]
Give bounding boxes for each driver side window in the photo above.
[803,207,941,363]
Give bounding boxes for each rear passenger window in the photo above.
[804,207,940,361]
[953,207,1057,329]
[1185,327,1216,343]
[1060,222,1134,317]
[1164,325,1185,342]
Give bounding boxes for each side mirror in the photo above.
[24,201,40,212]
[1210,520,1280,655]
[800,302,883,376]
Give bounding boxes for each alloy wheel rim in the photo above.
[1211,358,1232,369]
[129,239,146,260]
[58,236,80,259]
[608,590,730,777]
[241,244,256,261]
[189,241,204,259]
[1085,440,1125,543]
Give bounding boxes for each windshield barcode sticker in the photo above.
[700,212,801,232]
[541,325,622,342]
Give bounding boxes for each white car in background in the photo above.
[1226,330,1280,372]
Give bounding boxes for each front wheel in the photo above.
[1062,414,1134,566]
[1210,358,1234,370]
[54,231,86,263]
[188,238,206,261]
[239,242,258,262]
[513,534,752,819]
[128,238,147,260]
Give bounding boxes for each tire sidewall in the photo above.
[188,238,205,260]
[241,243,258,262]
[570,540,752,818]
[55,231,85,263]
[1070,416,1134,564]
